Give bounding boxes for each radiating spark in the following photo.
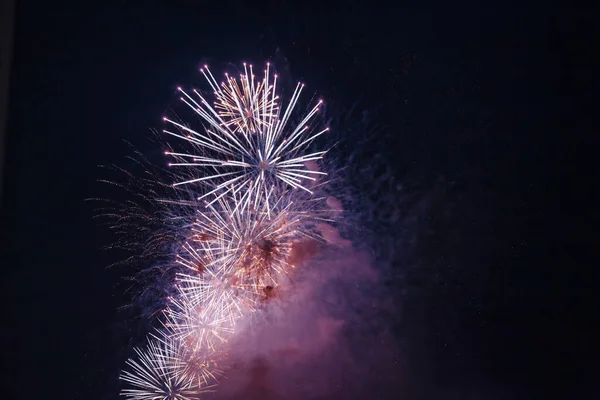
[161,284,237,353]
[184,186,334,304]
[120,337,203,400]
[164,63,329,206]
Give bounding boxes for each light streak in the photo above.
[164,63,329,206]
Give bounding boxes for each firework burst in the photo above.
[161,284,237,353]
[163,63,329,206]
[186,184,335,299]
[120,336,209,400]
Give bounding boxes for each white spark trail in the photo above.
[164,64,328,205]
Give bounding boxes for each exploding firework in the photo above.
[120,336,215,400]
[163,63,329,206]
[188,193,330,296]
[117,61,336,398]
[161,284,237,353]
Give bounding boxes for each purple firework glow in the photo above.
[110,62,397,399]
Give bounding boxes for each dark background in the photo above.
[0,1,596,399]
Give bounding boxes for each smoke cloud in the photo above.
[211,202,402,399]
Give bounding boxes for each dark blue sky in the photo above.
[1,1,595,399]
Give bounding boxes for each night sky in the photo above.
[1,1,596,399]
